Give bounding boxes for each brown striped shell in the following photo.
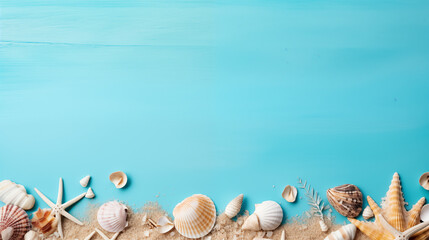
[327,184,363,218]
[31,209,57,236]
[0,205,31,240]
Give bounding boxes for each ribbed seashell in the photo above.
[24,231,40,240]
[97,201,128,233]
[327,184,363,218]
[419,172,429,190]
[173,194,216,239]
[0,180,35,210]
[324,224,356,240]
[254,201,283,231]
[0,205,31,240]
[384,172,405,231]
[242,214,260,231]
[362,206,374,220]
[109,172,127,189]
[282,185,297,203]
[420,204,429,222]
[31,208,58,236]
[225,194,243,218]
[320,220,329,232]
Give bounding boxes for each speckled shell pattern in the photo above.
[0,205,31,240]
[327,184,363,218]
[97,201,128,233]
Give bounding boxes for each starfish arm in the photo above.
[403,221,429,238]
[84,231,96,240]
[95,228,110,240]
[111,231,121,240]
[378,214,401,237]
[34,188,56,208]
[57,212,64,239]
[60,209,83,225]
[57,178,63,205]
[62,192,86,209]
[367,196,383,216]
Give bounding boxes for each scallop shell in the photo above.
[0,205,31,240]
[80,176,91,188]
[282,185,297,203]
[362,206,374,220]
[242,213,261,231]
[31,208,58,236]
[320,220,329,232]
[327,184,363,218]
[419,172,429,190]
[173,194,216,239]
[109,172,128,189]
[0,180,35,210]
[421,204,429,222]
[24,231,40,240]
[324,224,356,240]
[225,194,243,218]
[97,201,128,233]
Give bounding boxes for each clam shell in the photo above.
[362,206,374,220]
[254,201,283,231]
[97,201,128,233]
[327,184,363,218]
[173,194,216,239]
[324,224,356,240]
[31,208,58,236]
[80,176,91,188]
[225,194,243,218]
[419,172,429,190]
[421,204,429,222]
[282,185,297,203]
[0,180,35,210]
[242,213,261,231]
[109,171,128,189]
[0,205,31,240]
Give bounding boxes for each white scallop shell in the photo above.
[419,172,429,190]
[362,206,374,220]
[320,220,329,232]
[97,201,128,233]
[80,176,91,188]
[109,171,128,189]
[225,194,243,218]
[421,204,429,222]
[0,180,35,210]
[173,194,216,239]
[242,213,260,231]
[323,224,356,240]
[282,185,297,203]
[254,201,283,231]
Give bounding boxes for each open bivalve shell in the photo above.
[282,185,297,203]
[97,201,128,233]
[242,201,283,231]
[109,171,128,189]
[421,204,429,222]
[419,172,429,190]
[224,194,243,218]
[0,180,35,210]
[323,224,356,240]
[173,194,216,239]
[0,205,31,240]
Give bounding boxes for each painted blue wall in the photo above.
[1,0,429,224]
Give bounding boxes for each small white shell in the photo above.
[109,171,128,189]
[24,230,40,240]
[319,220,328,232]
[419,172,429,190]
[225,194,243,218]
[323,224,356,240]
[421,204,429,222]
[282,185,297,203]
[0,180,35,210]
[157,216,174,234]
[242,213,260,231]
[97,201,128,233]
[254,201,283,231]
[85,188,95,199]
[362,206,374,220]
[280,230,285,240]
[80,176,91,188]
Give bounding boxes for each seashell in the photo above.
[80,176,91,188]
[173,194,216,239]
[319,220,328,232]
[97,201,128,233]
[282,185,297,203]
[362,206,374,220]
[254,201,283,231]
[419,172,429,190]
[85,187,95,199]
[327,184,363,218]
[109,172,127,189]
[0,205,31,240]
[324,224,356,240]
[0,180,35,210]
[225,194,243,218]
[242,214,261,231]
[157,216,174,234]
[421,204,429,222]
[24,231,40,240]
[280,230,285,240]
[31,208,58,236]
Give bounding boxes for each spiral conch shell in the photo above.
[282,185,297,203]
[173,194,216,239]
[324,224,356,240]
[0,205,31,240]
[420,172,429,190]
[327,184,363,218]
[109,171,128,189]
[225,194,243,218]
[97,201,128,233]
[31,208,58,236]
[0,180,35,210]
[362,206,374,220]
[242,201,283,231]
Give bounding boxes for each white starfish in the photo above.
[83,231,96,240]
[95,228,121,240]
[34,178,87,239]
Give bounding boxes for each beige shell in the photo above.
[24,230,40,240]
[80,175,91,188]
[97,201,128,233]
[225,194,243,218]
[319,220,329,232]
[280,230,285,240]
[31,208,58,236]
[324,224,356,240]
[157,216,174,234]
[419,172,429,190]
[282,185,297,203]
[362,206,374,220]
[173,194,216,239]
[243,201,283,231]
[85,187,95,199]
[421,204,429,222]
[109,171,128,189]
[0,205,31,240]
[242,214,261,231]
[0,180,35,210]
[327,184,363,218]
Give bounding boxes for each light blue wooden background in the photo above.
[1,0,429,223]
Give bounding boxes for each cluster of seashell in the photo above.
[0,180,35,210]
[0,205,31,240]
[31,208,58,236]
[224,194,243,218]
[97,201,129,233]
[327,184,363,218]
[324,224,356,240]
[242,200,283,231]
[173,194,216,239]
